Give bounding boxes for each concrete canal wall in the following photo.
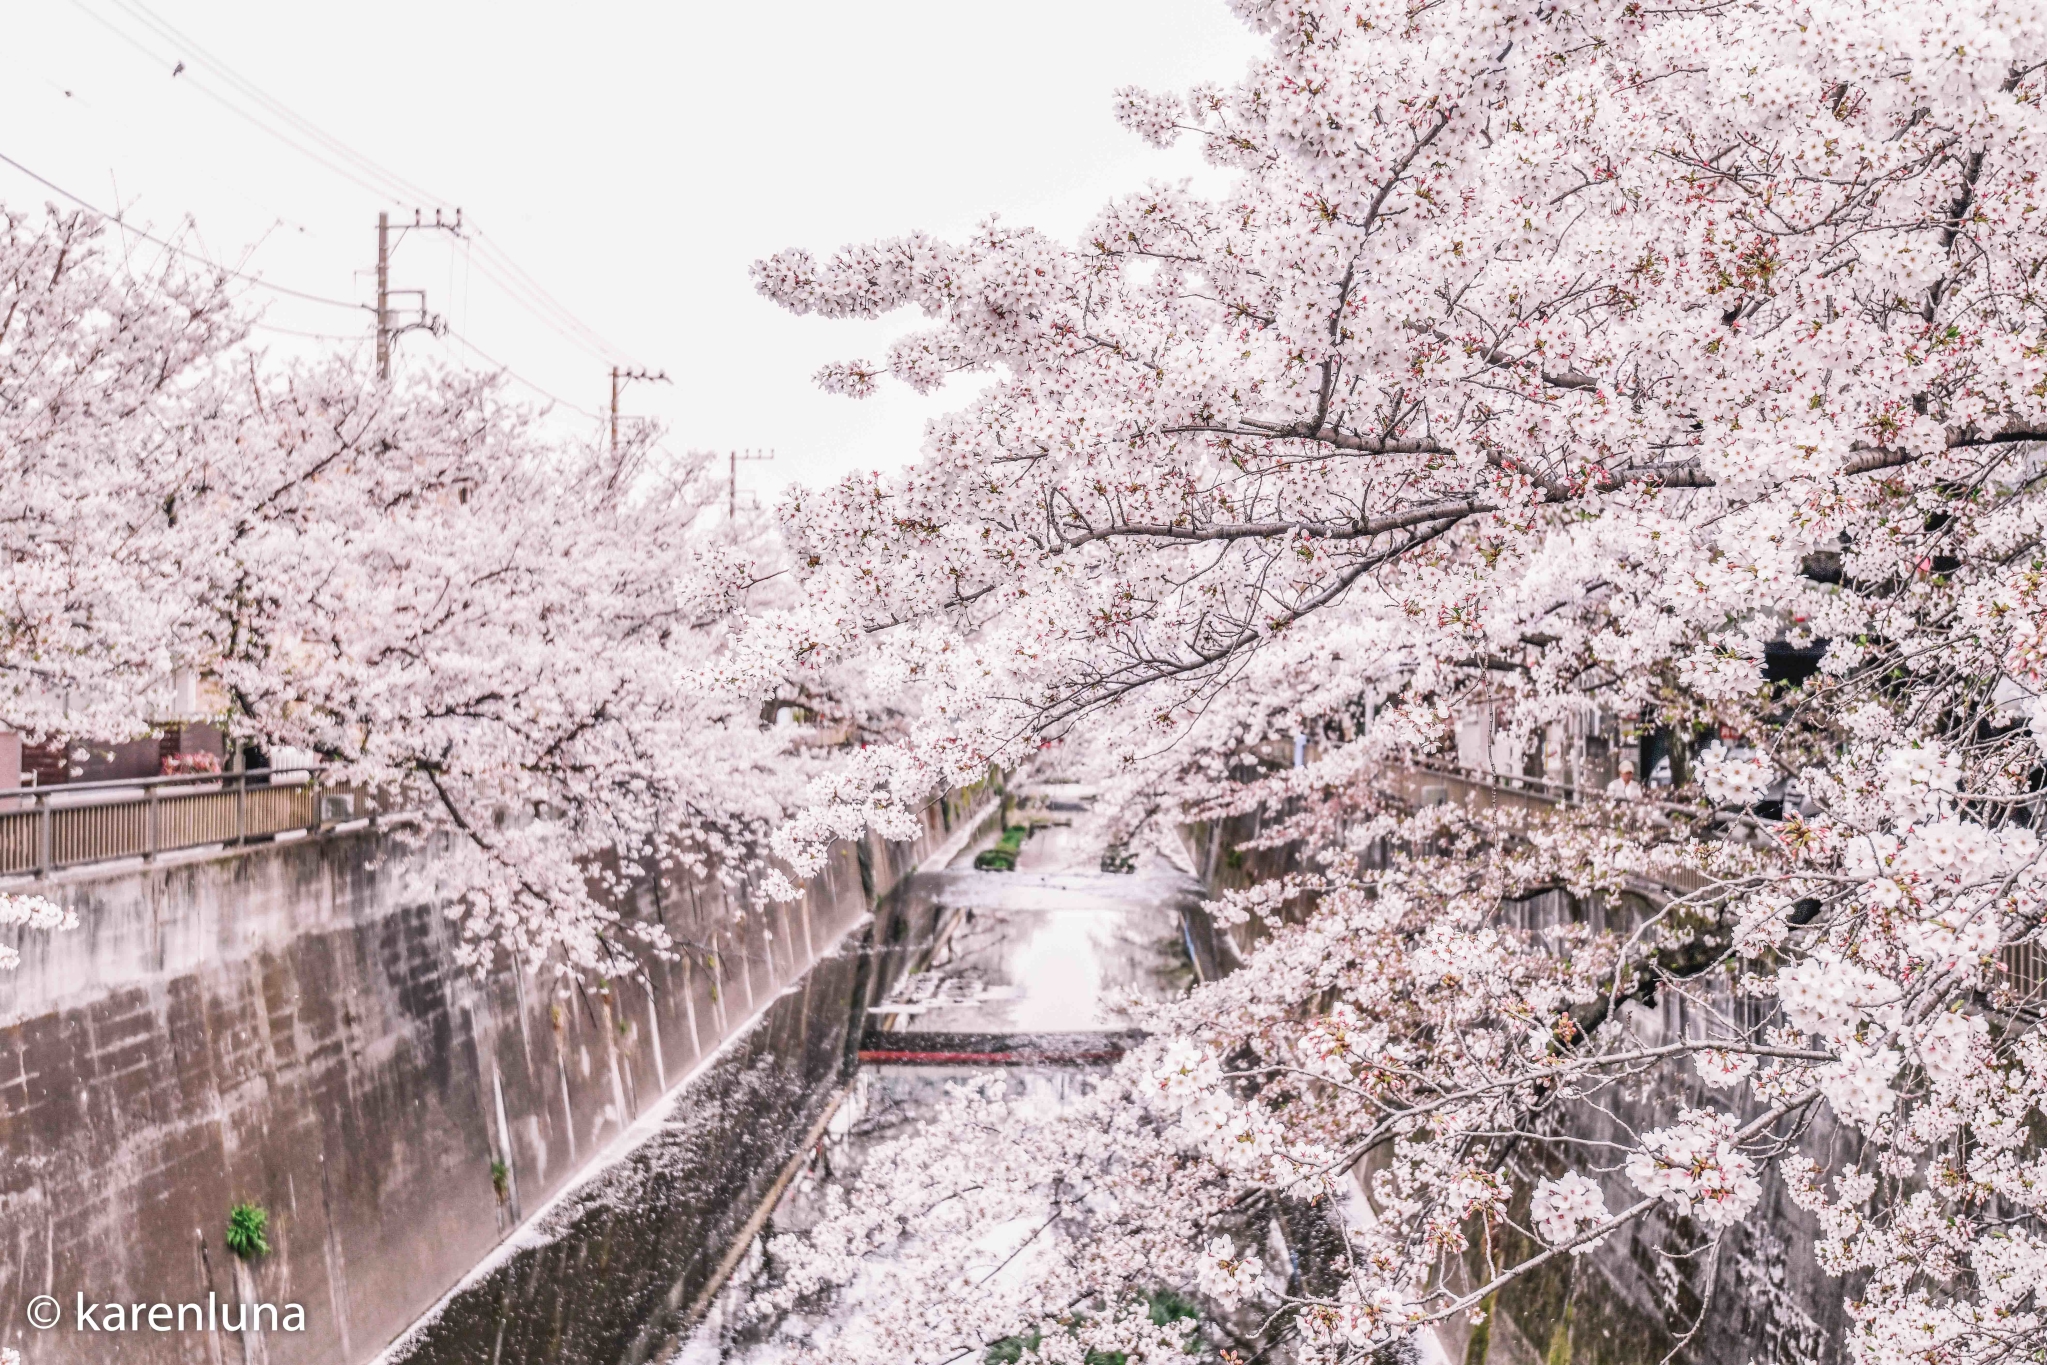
[1178,802,1847,1365]
[0,791,993,1365]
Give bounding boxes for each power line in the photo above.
[249,321,366,342]
[0,153,618,439]
[0,149,600,432]
[81,0,644,368]
[440,330,604,422]
[99,0,443,206]
[0,147,368,311]
[449,241,623,365]
[48,0,657,407]
[0,150,622,446]
[467,234,630,364]
[67,1,413,208]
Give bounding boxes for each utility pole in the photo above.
[728,449,776,525]
[375,212,389,380]
[374,208,463,380]
[608,367,670,454]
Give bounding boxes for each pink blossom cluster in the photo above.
[729,0,2047,1323]
[1529,1173,1611,1254]
[1623,1110,1764,1228]
[0,892,74,973]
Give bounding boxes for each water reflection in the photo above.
[677,785,1199,1364]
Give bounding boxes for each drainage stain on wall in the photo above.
[0,791,991,1365]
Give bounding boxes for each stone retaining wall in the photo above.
[1177,805,1846,1365]
[0,791,990,1365]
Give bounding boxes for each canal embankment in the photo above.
[0,787,998,1365]
[674,782,1206,1365]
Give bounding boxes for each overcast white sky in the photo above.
[0,1,1261,499]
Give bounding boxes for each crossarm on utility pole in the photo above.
[609,368,671,454]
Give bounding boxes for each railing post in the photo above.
[235,771,246,846]
[36,792,51,878]
[144,782,159,863]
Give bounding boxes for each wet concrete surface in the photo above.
[1,788,986,1365]
[678,785,1201,1364]
[872,875,1193,1034]
[868,791,1199,1036]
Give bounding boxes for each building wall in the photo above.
[0,791,985,1365]
[8,723,225,790]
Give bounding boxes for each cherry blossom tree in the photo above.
[185,362,810,972]
[0,207,245,744]
[741,0,2047,1360]
[0,207,803,976]
[750,0,2047,850]
[0,893,71,976]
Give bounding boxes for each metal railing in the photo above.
[1389,762,2047,988]
[1391,761,1600,815]
[1386,763,1707,894]
[2003,939,2047,999]
[0,768,361,878]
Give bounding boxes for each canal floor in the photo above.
[675,784,1203,1364]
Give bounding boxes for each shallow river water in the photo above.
[675,786,1204,1364]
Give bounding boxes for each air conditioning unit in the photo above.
[319,794,355,823]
